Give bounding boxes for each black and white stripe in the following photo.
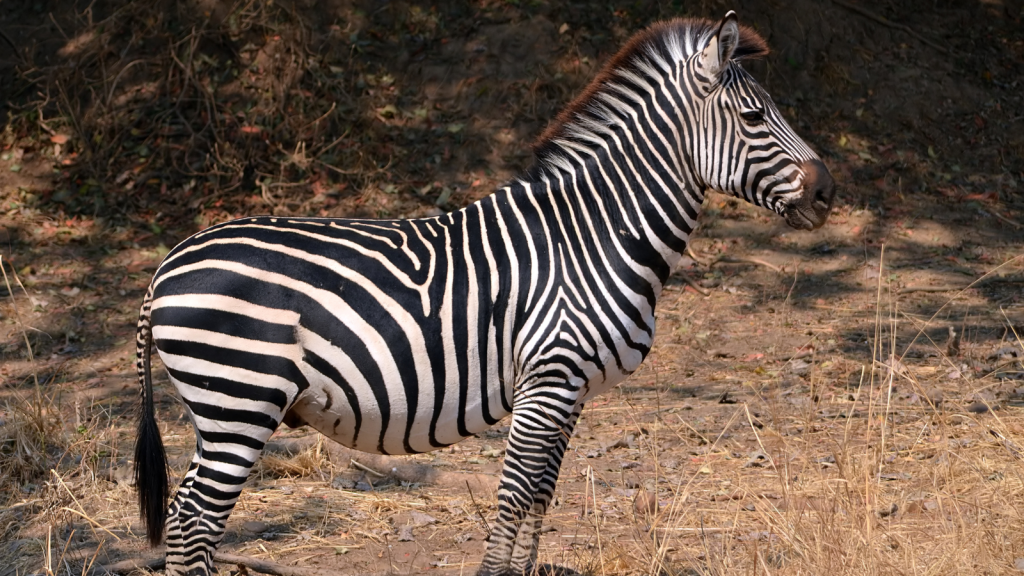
[135,12,834,576]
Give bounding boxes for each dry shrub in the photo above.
[0,391,69,504]
[7,0,378,221]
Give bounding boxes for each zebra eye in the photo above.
[740,110,765,124]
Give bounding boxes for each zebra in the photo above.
[134,11,834,576]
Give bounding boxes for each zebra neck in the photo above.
[514,151,703,289]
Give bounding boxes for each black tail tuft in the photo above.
[135,289,168,546]
[136,404,168,545]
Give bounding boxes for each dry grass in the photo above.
[2,263,1023,575]
[1,1,1023,574]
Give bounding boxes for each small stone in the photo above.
[397,525,415,542]
[242,521,269,534]
[106,463,133,485]
[877,503,898,518]
[633,492,659,517]
[1014,558,1024,571]
[332,477,356,490]
[926,389,943,406]
[409,511,437,527]
[788,359,812,377]
[457,532,485,543]
[744,451,769,468]
[967,402,990,414]
[710,490,743,502]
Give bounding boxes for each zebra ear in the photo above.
[700,11,741,77]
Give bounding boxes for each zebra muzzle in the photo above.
[784,159,835,230]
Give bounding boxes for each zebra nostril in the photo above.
[814,187,830,208]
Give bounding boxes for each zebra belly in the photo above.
[288,323,511,455]
[287,373,508,456]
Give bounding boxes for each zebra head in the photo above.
[691,12,835,230]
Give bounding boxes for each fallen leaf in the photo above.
[397,525,415,542]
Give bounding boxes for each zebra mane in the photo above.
[530,17,768,171]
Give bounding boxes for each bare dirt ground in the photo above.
[2,0,1024,574]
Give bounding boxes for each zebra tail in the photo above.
[134,285,169,546]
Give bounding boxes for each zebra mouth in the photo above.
[783,204,824,230]
[782,160,835,231]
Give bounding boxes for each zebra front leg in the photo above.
[477,400,578,576]
[508,404,583,575]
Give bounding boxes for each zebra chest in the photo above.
[518,291,656,404]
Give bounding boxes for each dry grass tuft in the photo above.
[0,392,69,505]
[256,436,331,480]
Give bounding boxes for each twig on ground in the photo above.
[349,459,384,478]
[99,552,356,576]
[773,349,815,362]
[465,480,493,536]
[832,0,949,54]
[900,275,1021,293]
[979,208,1024,230]
[712,256,783,273]
[899,285,970,293]
[677,273,710,297]
[685,245,705,265]
[990,429,1024,461]
[0,27,27,64]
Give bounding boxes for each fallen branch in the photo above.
[349,458,385,478]
[685,245,705,265]
[774,349,815,362]
[97,555,164,574]
[99,551,353,576]
[677,273,711,297]
[215,552,342,576]
[979,208,1024,230]
[900,276,1022,293]
[832,0,949,54]
[712,256,783,273]
[899,285,969,293]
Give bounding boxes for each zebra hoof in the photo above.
[522,564,582,576]
[474,566,573,576]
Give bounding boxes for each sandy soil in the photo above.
[1,1,1023,574]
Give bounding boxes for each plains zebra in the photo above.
[135,12,834,576]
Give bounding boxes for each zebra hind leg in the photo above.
[164,450,202,576]
[508,404,583,576]
[168,391,284,575]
